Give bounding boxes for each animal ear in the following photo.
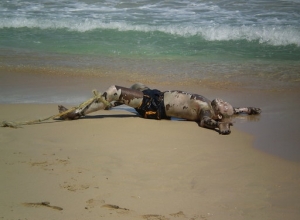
[217,114,223,120]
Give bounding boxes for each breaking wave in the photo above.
[1,17,300,47]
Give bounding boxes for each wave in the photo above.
[1,17,300,47]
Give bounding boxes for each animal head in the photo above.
[211,98,234,121]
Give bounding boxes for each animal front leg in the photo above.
[234,107,261,115]
[199,109,232,135]
[217,121,233,135]
[200,116,232,135]
[200,116,219,129]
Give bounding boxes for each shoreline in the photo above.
[1,50,300,93]
[1,70,300,161]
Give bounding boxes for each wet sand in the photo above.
[1,70,300,161]
[1,71,300,219]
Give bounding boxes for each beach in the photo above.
[1,71,300,220]
[1,0,300,219]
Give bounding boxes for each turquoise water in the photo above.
[1,0,300,88]
[2,27,300,61]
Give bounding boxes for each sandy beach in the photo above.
[1,0,300,219]
[1,71,300,220]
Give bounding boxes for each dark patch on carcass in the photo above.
[166,104,170,111]
[170,91,209,103]
[115,85,143,104]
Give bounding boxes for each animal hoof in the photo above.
[220,130,231,135]
[57,105,80,120]
[218,122,232,135]
[58,105,68,113]
[248,107,261,115]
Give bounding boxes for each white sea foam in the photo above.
[1,17,299,47]
[1,0,300,48]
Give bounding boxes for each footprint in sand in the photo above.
[169,211,186,218]
[29,158,70,171]
[60,181,90,191]
[85,197,105,209]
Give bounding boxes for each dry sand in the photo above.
[1,103,300,220]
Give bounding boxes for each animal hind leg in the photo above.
[58,85,144,120]
[58,96,110,120]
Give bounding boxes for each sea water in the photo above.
[1,0,300,95]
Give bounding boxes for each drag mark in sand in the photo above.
[23,202,63,211]
[102,204,130,211]
[102,204,131,214]
[142,214,169,220]
[86,197,206,219]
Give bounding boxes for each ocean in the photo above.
[1,0,300,93]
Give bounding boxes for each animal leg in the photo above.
[200,116,232,135]
[234,107,261,115]
[199,109,232,135]
[58,85,144,120]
